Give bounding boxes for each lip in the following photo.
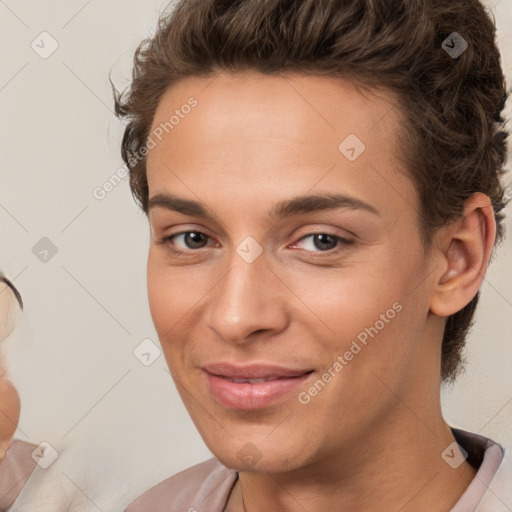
[202,362,313,379]
[202,362,314,410]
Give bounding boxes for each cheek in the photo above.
[147,261,188,377]
[284,259,405,336]
[286,248,426,367]
[147,251,184,339]
[146,250,213,347]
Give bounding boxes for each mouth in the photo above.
[202,362,314,379]
[222,376,305,383]
[202,362,315,409]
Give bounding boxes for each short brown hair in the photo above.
[113,0,510,384]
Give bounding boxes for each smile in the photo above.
[203,366,314,410]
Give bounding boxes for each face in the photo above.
[146,71,440,474]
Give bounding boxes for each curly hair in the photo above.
[113,0,510,384]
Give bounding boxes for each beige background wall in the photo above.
[0,0,511,509]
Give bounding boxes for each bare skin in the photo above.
[0,280,21,460]
[145,71,494,511]
[0,378,20,460]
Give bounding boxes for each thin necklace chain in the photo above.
[240,480,246,512]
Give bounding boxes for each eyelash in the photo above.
[156,231,354,257]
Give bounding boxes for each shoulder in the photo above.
[0,439,39,494]
[452,428,512,511]
[477,444,512,511]
[0,439,60,512]
[124,457,238,512]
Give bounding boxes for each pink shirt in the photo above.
[0,439,38,512]
[125,428,511,511]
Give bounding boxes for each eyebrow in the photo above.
[147,192,380,220]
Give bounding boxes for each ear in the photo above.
[430,192,496,317]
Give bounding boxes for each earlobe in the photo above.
[430,193,496,317]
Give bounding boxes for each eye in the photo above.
[156,231,213,253]
[156,230,354,258]
[291,233,354,254]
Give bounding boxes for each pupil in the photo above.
[183,233,337,250]
[314,234,336,251]
[186,232,207,249]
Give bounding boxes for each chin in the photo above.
[206,437,307,474]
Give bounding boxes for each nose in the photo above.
[205,250,289,345]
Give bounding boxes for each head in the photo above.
[0,274,23,457]
[114,0,509,472]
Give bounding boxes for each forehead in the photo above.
[146,71,417,228]
[150,70,403,149]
